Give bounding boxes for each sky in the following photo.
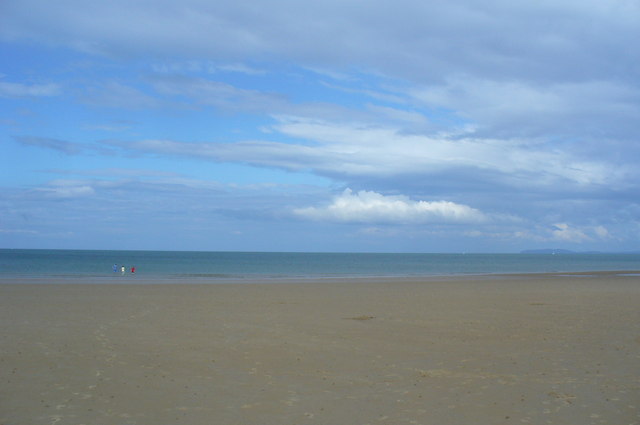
[1,0,639,253]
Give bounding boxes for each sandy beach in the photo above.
[1,273,639,425]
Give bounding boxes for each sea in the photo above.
[1,249,639,282]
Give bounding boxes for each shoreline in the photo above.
[1,269,640,285]
[2,273,639,424]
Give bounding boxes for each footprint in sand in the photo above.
[344,315,375,321]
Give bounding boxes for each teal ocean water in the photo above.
[1,249,639,281]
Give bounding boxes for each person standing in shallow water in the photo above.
[131,266,135,274]
[113,264,118,273]
[121,266,125,275]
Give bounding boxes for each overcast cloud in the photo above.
[1,0,639,252]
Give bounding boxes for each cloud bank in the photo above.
[100,116,624,192]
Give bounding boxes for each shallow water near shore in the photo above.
[2,249,640,281]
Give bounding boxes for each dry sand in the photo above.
[1,273,639,425]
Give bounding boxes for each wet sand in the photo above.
[1,273,639,425]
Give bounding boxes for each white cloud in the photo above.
[270,116,618,186]
[38,183,96,199]
[551,223,590,243]
[550,223,616,243]
[593,225,611,239]
[294,189,487,224]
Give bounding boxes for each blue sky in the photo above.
[1,0,639,252]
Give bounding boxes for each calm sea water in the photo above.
[1,249,639,281]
